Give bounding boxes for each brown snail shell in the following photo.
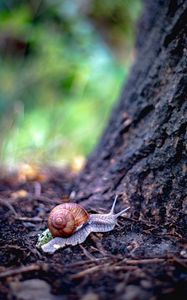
[48,203,89,237]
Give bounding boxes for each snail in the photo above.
[37,195,130,254]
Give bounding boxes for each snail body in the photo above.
[39,196,130,254]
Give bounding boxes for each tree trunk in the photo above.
[75,0,187,238]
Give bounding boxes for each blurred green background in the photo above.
[0,0,142,169]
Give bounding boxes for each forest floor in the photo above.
[0,167,186,300]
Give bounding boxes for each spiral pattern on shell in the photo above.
[48,203,89,237]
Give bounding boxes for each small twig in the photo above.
[90,234,108,256]
[71,264,110,279]
[71,262,137,279]
[29,195,63,205]
[68,260,95,268]
[7,194,62,205]
[68,257,111,268]
[107,265,137,272]
[172,256,187,268]
[122,258,170,265]
[0,245,27,255]
[79,245,96,261]
[0,264,47,279]
[0,198,18,216]
[155,232,183,239]
[14,216,43,222]
[34,181,42,197]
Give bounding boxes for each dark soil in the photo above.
[0,168,186,300]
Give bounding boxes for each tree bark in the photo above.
[75,0,187,237]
